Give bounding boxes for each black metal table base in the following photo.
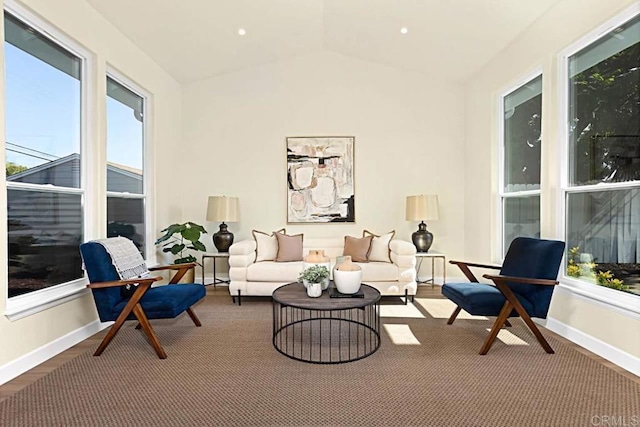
[272,302,380,364]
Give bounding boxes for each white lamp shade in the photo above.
[405,195,439,221]
[206,196,239,222]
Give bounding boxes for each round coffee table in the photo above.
[272,282,381,364]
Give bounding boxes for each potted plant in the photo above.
[298,265,330,297]
[155,222,208,283]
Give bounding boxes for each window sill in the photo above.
[5,279,90,321]
[557,277,640,320]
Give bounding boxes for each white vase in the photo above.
[333,269,362,294]
[306,281,322,297]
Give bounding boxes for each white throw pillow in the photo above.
[363,230,395,263]
[252,228,285,262]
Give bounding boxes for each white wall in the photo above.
[464,0,640,370]
[182,51,466,273]
[0,0,182,371]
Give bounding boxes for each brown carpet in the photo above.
[1,294,639,426]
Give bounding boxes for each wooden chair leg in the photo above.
[132,304,167,359]
[94,315,128,357]
[479,301,512,355]
[186,308,202,326]
[93,285,149,357]
[508,303,554,354]
[519,313,554,353]
[496,283,554,354]
[447,306,462,325]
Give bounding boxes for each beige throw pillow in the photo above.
[343,235,373,263]
[252,228,285,262]
[363,230,395,263]
[275,232,304,262]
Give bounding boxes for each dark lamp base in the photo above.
[412,221,433,253]
[213,222,234,253]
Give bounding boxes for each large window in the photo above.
[4,12,84,298]
[564,13,639,296]
[499,75,542,256]
[106,76,146,256]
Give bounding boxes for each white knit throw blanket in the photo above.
[94,237,149,279]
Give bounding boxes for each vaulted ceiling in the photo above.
[85,0,563,84]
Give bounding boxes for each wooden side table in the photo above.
[415,251,446,288]
[201,252,230,288]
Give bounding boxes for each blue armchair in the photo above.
[441,237,565,354]
[80,239,206,359]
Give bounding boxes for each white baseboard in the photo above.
[0,319,107,386]
[545,317,640,377]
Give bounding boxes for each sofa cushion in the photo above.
[343,235,372,262]
[363,230,395,263]
[247,261,303,282]
[253,228,285,262]
[275,232,303,262]
[357,262,400,282]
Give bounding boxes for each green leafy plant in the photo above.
[155,222,207,264]
[566,246,584,278]
[298,265,330,283]
[596,270,628,292]
[6,161,27,176]
[567,246,628,292]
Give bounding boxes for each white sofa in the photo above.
[228,237,417,304]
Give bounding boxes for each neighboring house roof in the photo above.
[7,152,142,182]
[107,161,142,179]
[7,153,80,181]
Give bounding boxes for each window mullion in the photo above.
[7,182,85,195]
[106,192,145,199]
[500,189,542,198]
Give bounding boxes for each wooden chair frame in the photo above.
[447,260,558,355]
[87,263,201,359]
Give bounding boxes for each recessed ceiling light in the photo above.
[238,28,246,36]
[400,27,408,35]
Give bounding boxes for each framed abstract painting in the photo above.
[286,136,355,223]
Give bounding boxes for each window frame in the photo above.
[556,3,640,314]
[3,1,96,320]
[496,67,543,261]
[105,69,152,259]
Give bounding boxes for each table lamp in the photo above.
[206,196,239,252]
[406,194,439,252]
